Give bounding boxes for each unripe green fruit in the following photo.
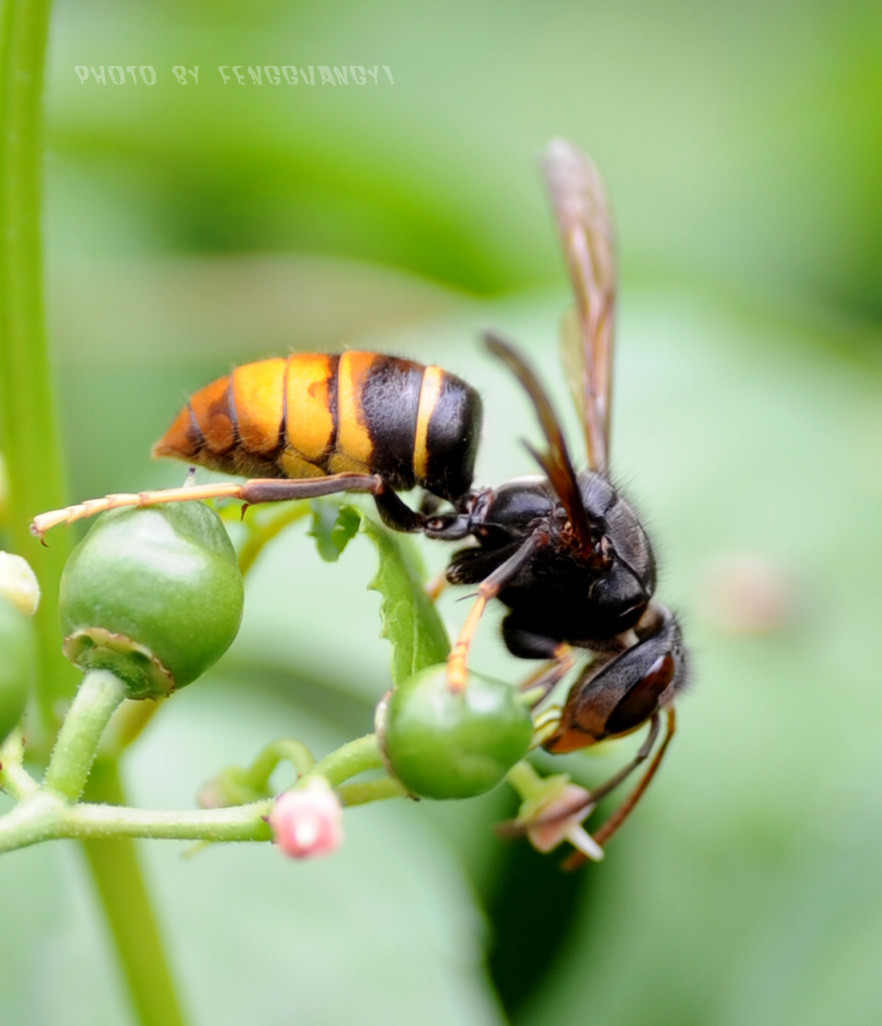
[60,503,243,698]
[0,596,35,741]
[378,664,534,799]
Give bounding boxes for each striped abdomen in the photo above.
[153,352,483,502]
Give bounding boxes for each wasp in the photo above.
[32,139,688,856]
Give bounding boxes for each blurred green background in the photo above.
[3,0,882,1023]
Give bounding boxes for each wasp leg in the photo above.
[238,474,425,532]
[31,473,425,540]
[563,706,677,869]
[425,571,450,602]
[446,528,549,691]
[583,711,661,806]
[516,644,577,711]
[31,481,248,538]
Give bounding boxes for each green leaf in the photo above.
[352,508,450,685]
[308,501,361,563]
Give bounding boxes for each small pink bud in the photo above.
[269,778,344,859]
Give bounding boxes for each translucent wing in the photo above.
[542,139,617,476]
[559,306,586,438]
[484,330,599,559]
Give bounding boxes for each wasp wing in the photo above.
[559,305,587,445]
[542,138,616,476]
[484,330,598,559]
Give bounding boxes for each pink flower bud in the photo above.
[525,783,604,862]
[269,778,344,859]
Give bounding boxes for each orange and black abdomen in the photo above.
[153,352,483,502]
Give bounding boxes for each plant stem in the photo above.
[249,737,315,785]
[81,761,190,1026]
[0,0,76,739]
[506,760,547,801]
[43,668,128,800]
[337,777,407,806]
[307,732,385,787]
[0,728,39,798]
[66,796,274,841]
[0,781,273,854]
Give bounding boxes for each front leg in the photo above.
[31,472,426,539]
[446,529,550,690]
[240,475,425,533]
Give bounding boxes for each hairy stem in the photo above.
[43,669,128,800]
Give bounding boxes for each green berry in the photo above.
[378,664,534,799]
[59,503,243,698]
[0,595,35,742]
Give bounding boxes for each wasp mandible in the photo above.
[32,139,688,852]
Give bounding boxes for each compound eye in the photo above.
[605,651,675,736]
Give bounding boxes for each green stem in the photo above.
[249,738,315,785]
[337,777,407,806]
[0,733,398,853]
[0,728,39,798]
[197,739,316,806]
[81,762,190,1026]
[0,779,273,854]
[307,733,385,787]
[43,669,128,800]
[0,0,75,738]
[68,795,273,841]
[506,760,547,801]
